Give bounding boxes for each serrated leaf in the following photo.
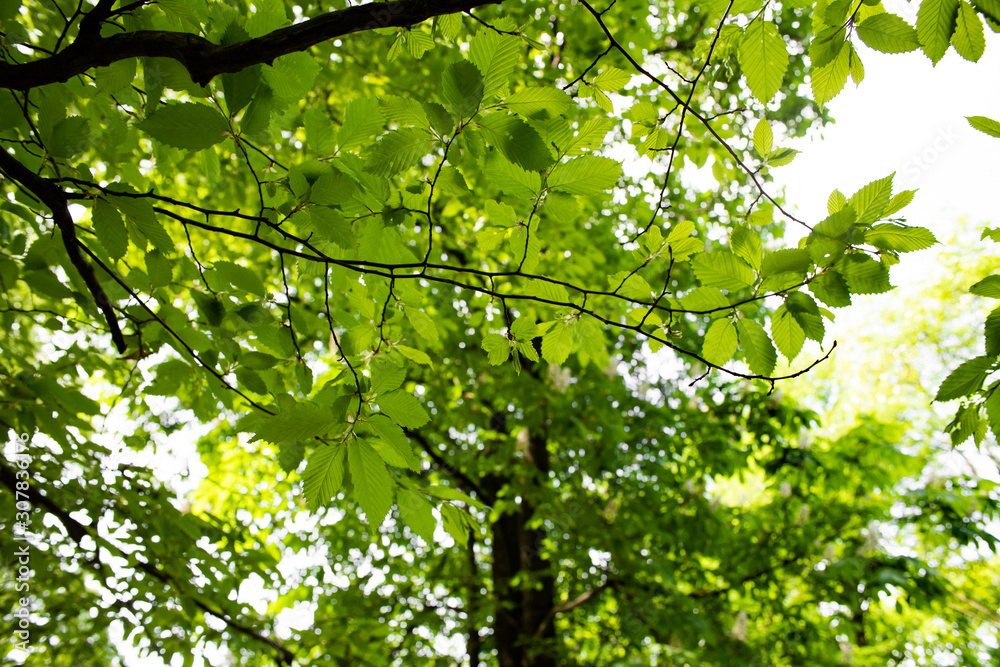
[970,275,1000,297]
[811,43,851,106]
[850,173,895,225]
[681,286,730,312]
[469,30,519,97]
[140,103,229,151]
[541,322,574,364]
[397,344,432,365]
[478,113,555,171]
[366,413,420,471]
[350,441,394,528]
[591,67,631,91]
[810,25,847,68]
[338,97,385,150]
[692,251,756,292]
[406,308,440,345]
[254,401,338,443]
[703,318,738,366]
[985,307,1000,356]
[827,189,847,214]
[738,19,790,104]
[857,13,921,53]
[397,488,436,543]
[935,355,994,401]
[809,271,852,307]
[441,61,484,119]
[564,116,615,156]
[370,360,405,397]
[917,0,961,63]
[753,119,773,157]
[107,193,173,251]
[548,156,621,195]
[308,206,354,248]
[212,261,267,297]
[441,503,471,544]
[303,444,347,508]
[882,189,916,216]
[771,305,805,362]
[379,95,429,128]
[92,198,128,260]
[278,442,305,473]
[731,226,763,271]
[737,318,777,376]
[761,248,811,278]
[363,128,435,177]
[96,58,138,95]
[482,333,512,365]
[967,115,1000,137]
[506,86,573,119]
[840,254,893,294]
[262,51,319,103]
[483,150,540,197]
[865,224,938,252]
[377,390,430,428]
[145,249,172,287]
[766,147,799,167]
[304,108,336,154]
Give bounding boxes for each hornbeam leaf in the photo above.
[967,115,1000,137]
[338,98,385,150]
[548,156,622,195]
[377,390,430,428]
[849,173,895,225]
[737,319,777,376]
[92,198,128,260]
[986,307,1000,356]
[857,13,921,53]
[591,67,631,91]
[397,489,436,544]
[970,274,1000,297]
[303,444,347,508]
[703,318,738,366]
[505,87,573,119]
[935,355,994,401]
[253,401,338,443]
[865,224,938,252]
[692,251,756,292]
[917,0,960,63]
[140,103,229,151]
[753,119,773,157]
[442,61,484,119]
[469,30,519,97]
[811,44,851,107]
[363,128,435,177]
[882,189,916,216]
[771,305,805,362]
[350,441,394,528]
[738,19,789,104]
[262,52,319,103]
[953,1,986,61]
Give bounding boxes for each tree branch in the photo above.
[0,0,503,90]
[0,149,126,352]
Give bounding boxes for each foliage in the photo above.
[0,0,997,665]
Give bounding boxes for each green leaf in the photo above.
[308,207,354,248]
[810,25,847,68]
[935,355,994,401]
[505,87,573,119]
[397,488,436,544]
[441,61,484,119]
[692,252,756,292]
[985,307,1000,356]
[440,503,471,544]
[478,114,555,171]
[303,444,347,509]
[737,319,777,376]
[564,117,615,156]
[108,193,173,251]
[591,67,631,91]
[140,103,229,151]
[753,119,773,157]
[766,147,799,167]
[145,250,172,287]
[212,261,267,297]
[469,30,519,97]
[49,116,89,158]
[304,108,336,154]
[761,248,811,278]
[366,414,420,471]
[262,51,319,103]
[917,0,961,63]
[548,156,621,195]
[541,322,574,364]
[882,189,916,216]
[243,351,278,370]
[350,441,394,528]
[426,484,485,508]
[483,150,541,197]
[865,224,938,252]
[406,308,440,345]
[92,198,128,260]
[810,271,853,307]
[95,58,138,95]
[369,360,406,397]
[967,115,1000,137]
[827,189,847,214]
[953,0,986,60]
[771,305,805,362]
[681,286,731,312]
[278,442,306,473]
[703,318,738,366]
[363,128,435,177]
[970,275,1000,297]
[253,401,338,443]
[377,390,430,428]
[731,226,763,271]
[482,333,512,365]
[379,95,429,128]
[850,173,895,225]
[811,44,851,107]
[738,19,790,104]
[338,98,385,150]
[857,13,921,53]
[839,254,893,294]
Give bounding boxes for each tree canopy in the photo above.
[1,0,998,665]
